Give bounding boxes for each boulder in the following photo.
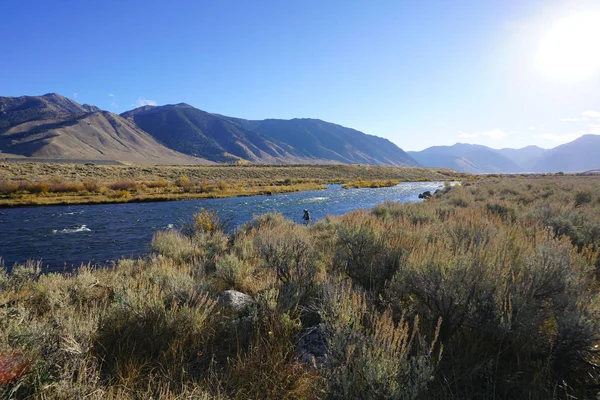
[418,190,432,199]
[218,290,254,313]
[294,325,328,368]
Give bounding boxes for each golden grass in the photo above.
[0,181,327,207]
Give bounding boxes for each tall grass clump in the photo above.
[318,280,442,399]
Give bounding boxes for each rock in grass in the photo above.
[295,325,328,368]
[219,290,254,313]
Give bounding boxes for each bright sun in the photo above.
[535,12,600,81]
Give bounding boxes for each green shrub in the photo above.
[334,219,390,291]
[320,281,441,399]
[574,190,592,207]
[151,230,204,263]
[485,202,516,222]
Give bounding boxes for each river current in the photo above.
[0,182,445,271]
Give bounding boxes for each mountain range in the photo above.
[0,93,417,166]
[1,93,599,172]
[408,137,600,173]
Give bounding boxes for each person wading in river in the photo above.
[302,209,311,225]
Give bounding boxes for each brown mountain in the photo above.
[0,94,211,164]
[122,103,418,166]
[121,104,295,163]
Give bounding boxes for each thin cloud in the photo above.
[458,131,478,138]
[458,129,508,140]
[134,97,157,107]
[108,93,115,97]
[73,93,78,99]
[582,110,600,119]
[559,117,579,122]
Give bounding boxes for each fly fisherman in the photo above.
[302,209,311,225]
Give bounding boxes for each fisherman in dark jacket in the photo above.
[302,209,311,224]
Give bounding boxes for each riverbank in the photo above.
[0,181,327,207]
[1,175,599,399]
[0,163,465,207]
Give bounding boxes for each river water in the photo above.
[0,182,445,271]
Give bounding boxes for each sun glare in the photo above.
[535,12,600,81]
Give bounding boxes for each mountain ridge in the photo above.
[121,103,419,166]
[409,138,600,173]
[2,93,598,171]
[408,143,523,174]
[0,94,211,165]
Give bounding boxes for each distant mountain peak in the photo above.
[42,92,64,98]
[531,134,600,172]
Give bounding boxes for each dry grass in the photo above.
[341,178,401,188]
[1,175,600,398]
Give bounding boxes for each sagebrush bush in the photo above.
[319,280,442,399]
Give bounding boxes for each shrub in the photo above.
[108,190,132,199]
[175,175,191,189]
[151,230,203,263]
[574,190,592,207]
[450,197,469,208]
[319,281,442,399]
[50,181,85,193]
[94,292,216,388]
[225,304,318,398]
[0,180,19,195]
[22,181,50,194]
[485,202,516,222]
[109,180,137,191]
[255,224,318,310]
[334,215,399,291]
[82,180,100,192]
[192,208,223,234]
[213,253,254,292]
[145,178,169,188]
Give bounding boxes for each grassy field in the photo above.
[0,163,465,207]
[2,175,599,399]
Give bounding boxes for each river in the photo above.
[0,182,445,271]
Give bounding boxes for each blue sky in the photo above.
[1,0,599,151]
